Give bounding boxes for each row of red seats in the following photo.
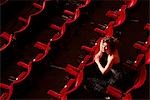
[94,0,149,99]
[0,0,47,52]
[0,0,91,99]
[133,23,150,64]
[46,0,139,99]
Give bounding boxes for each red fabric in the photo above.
[105,10,118,19]
[133,43,147,52]
[0,32,10,40]
[47,90,61,99]
[17,61,29,69]
[113,5,127,27]
[0,32,12,52]
[34,41,48,51]
[94,28,105,34]
[145,52,150,64]
[78,0,91,8]
[133,54,144,69]
[78,55,91,69]
[50,24,61,31]
[18,17,28,23]
[65,71,84,94]
[124,0,137,8]
[65,65,78,77]
[126,65,147,93]
[144,23,150,31]
[106,85,122,98]
[60,79,75,94]
[64,10,74,16]
[122,93,132,100]
[33,3,42,9]
[81,46,93,53]
[0,83,10,89]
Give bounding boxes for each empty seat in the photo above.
[0,32,13,52]
[105,5,127,27]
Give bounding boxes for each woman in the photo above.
[94,36,120,74]
[84,37,123,98]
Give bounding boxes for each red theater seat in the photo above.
[0,83,13,100]
[12,61,32,85]
[124,0,137,8]
[106,64,147,100]
[31,0,47,16]
[65,9,80,24]
[33,2,42,10]
[106,5,127,27]
[132,54,145,70]
[33,41,50,62]
[50,24,66,41]
[78,0,91,9]
[0,32,13,52]
[64,71,84,97]
[94,21,114,37]
[14,16,31,34]
[47,79,75,100]
[144,23,150,31]
[133,36,150,64]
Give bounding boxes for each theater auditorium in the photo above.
[0,0,149,99]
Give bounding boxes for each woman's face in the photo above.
[102,42,111,54]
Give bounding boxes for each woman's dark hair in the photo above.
[103,37,119,52]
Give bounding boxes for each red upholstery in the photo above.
[133,54,144,69]
[64,71,84,95]
[106,5,127,27]
[78,55,91,69]
[31,0,47,16]
[124,0,137,8]
[94,21,114,37]
[34,41,49,51]
[81,37,103,66]
[50,24,61,31]
[106,64,147,99]
[113,5,127,27]
[51,24,66,41]
[47,90,61,99]
[126,64,147,93]
[14,16,31,34]
[106,10,118,19]
[12,61,32,84]
[0,32,13,52]
[133,36,150,64]
[78,0,91,9]
[106,85,122,98]
[122,93,132,100]
[18,16,28,24]
[65,9,80,24]
[34,41,50,62]
[14,0,47,34]
[133,42,147,52]
[65,64,79,77]
[17,61,29,69]
[144,23,150,31]
[64,10,74,16]
[81,46,93,54]
[0,83,13,100]
[60,79,75,94]
[47,79,75,99]
[145,51,150,64]
[33,3,42,9]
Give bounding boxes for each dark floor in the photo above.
[0,0,149,99]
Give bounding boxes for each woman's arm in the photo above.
[95,55,114,74]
